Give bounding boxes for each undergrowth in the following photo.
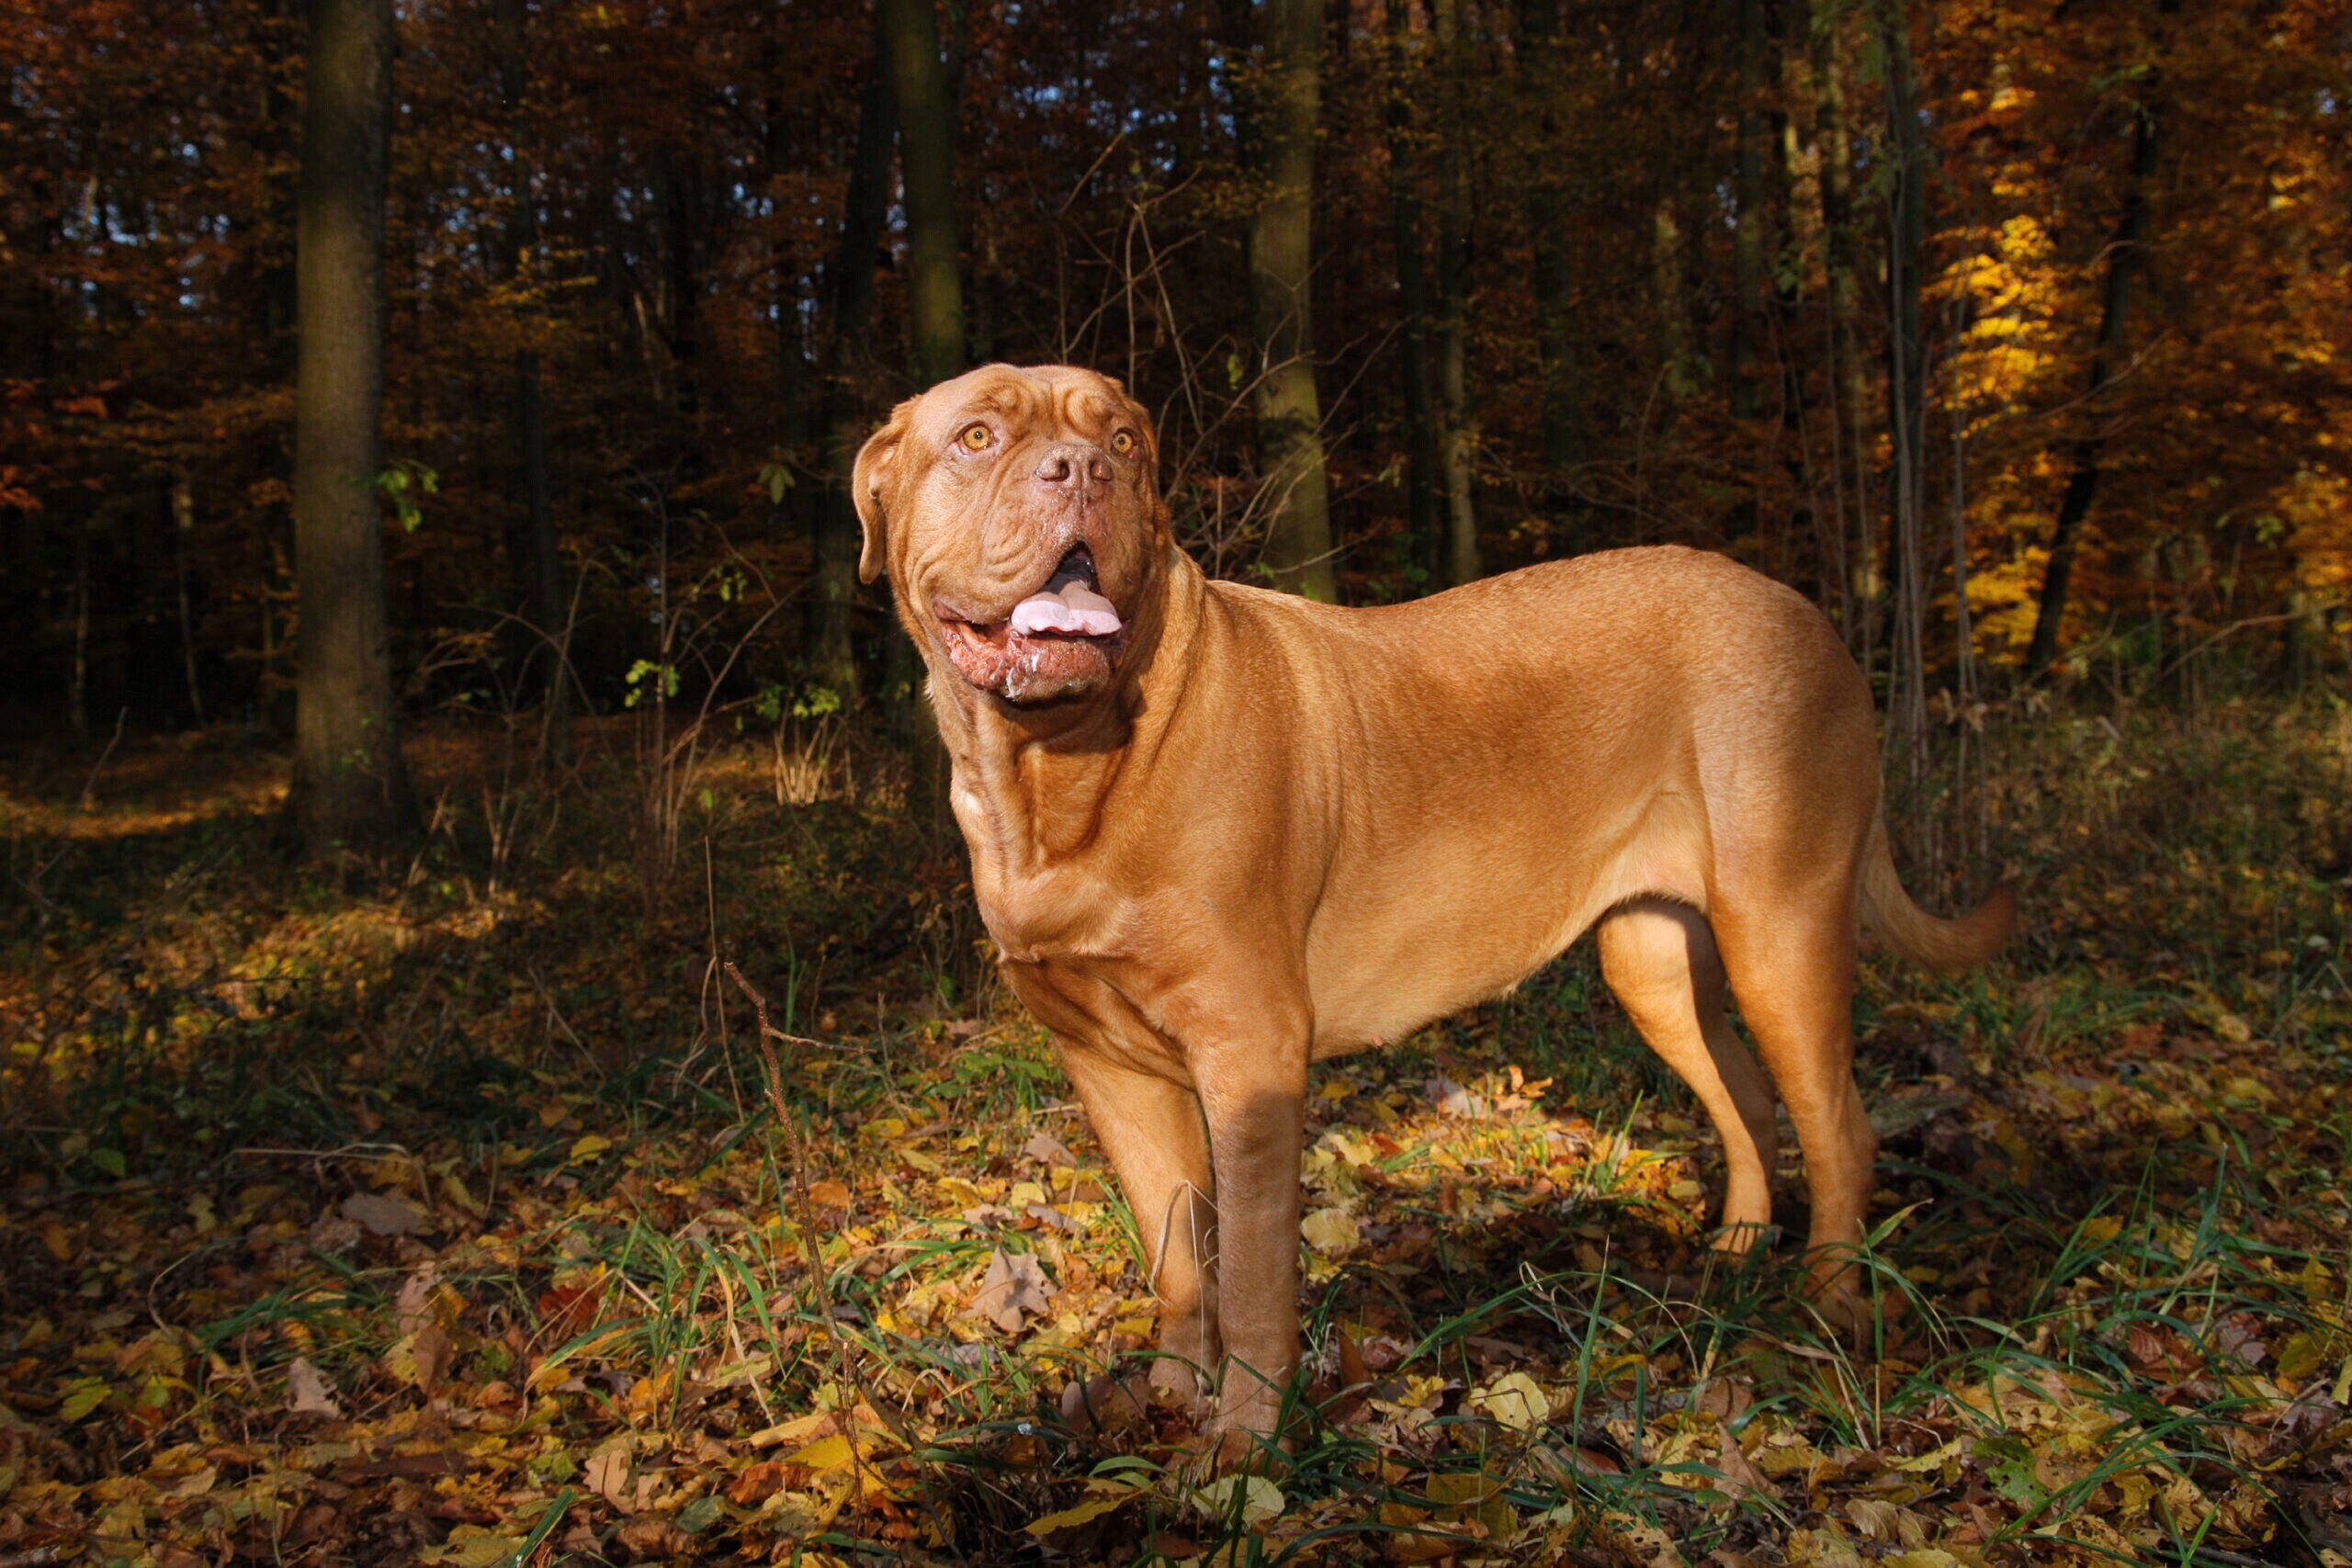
[2,697,2348,1566]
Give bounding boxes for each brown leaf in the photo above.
[728,1461,785,1506]
[583,1444,635,1513]
[616,1517,688,1557]
[807,1178,853,1212]
[342,1192,427,1237]
[411,1322,457,1393]
[1337,1327,1372,1388]
[537,1278,604,1338]
[1058,1372,1149,1437]
[1021,1131,1077,1167]
[1692,1377,1755,1422]
[393,1263,440,1338]
[1713,1430,1779,1502]
[967,1248,1057,1333]
[286,1357,342,1419]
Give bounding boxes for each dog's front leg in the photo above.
[1057,1045,1222,1396]
[1193,1036,1308,1462]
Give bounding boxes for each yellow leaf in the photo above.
[1193,1474,1284,1527]
[748,1411,834,1449]
[1023,1493,1136,1537]
[1301,1207,1360,1256]
[787,1434,857,1472]
[1469,1371,1550,1433]
[568,1134,612,1161]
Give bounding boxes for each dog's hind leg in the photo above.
[1709,894,1879,1334]
[1059,1047,1222,1396]
[1598,899,1781,1251]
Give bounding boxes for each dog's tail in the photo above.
[1857,814,2018,974]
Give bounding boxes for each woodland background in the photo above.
[5,3,2352,1567]
[3,0,2346,795]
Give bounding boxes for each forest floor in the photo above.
[3,696,2351,1568]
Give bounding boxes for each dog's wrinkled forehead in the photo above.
[921,365,1144,451]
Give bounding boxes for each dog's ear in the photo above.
[852,397,921,583]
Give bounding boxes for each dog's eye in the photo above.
[1110,429,1136,457]
[958,423,993,452]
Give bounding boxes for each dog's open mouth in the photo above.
[938,545,1125,703]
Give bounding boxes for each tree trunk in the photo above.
[287,0,414,855]
[1652,197,1690,391]
[660,159,705,471]
[2025,6,2173,679]
[1730,0,1768,419]
[1240,0,1338,601]
[1384,0,1442,587]
[1815,6,1875,671]
[495,0,569,764]
[68,505,88,740]
[172,474,205,727]
[881,0,966,389]
[878,0,966,826]
[1431,0,1479,587]
[1516,0,1583,519]
[812,17,895,705]
[1881,0,1929,775]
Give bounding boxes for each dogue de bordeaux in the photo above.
[852,363,2015,1455]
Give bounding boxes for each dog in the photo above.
[853,363,2015,1454]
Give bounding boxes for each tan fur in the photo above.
[856,365,2017,1450]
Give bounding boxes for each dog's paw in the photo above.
[1804,1261,1898,1349]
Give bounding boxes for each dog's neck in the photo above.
[919,545,1207,874]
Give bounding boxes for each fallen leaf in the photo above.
[583,1443,634,1513]
[1469,1371,1550,1432]
[807,1178,853,1211]
[1713,1430,1780,1501]
[1301,1206,1360,1255]
[537,1276,605,1338]
[287,1357,342,1419]
[728,1461,785,1505]
[413,1322,457,1392]
[1058,1372,1149,1436]
[1024,1491,1136,1537]
[394,1263,440,1337]
[1193,1474,1284,1527]
[342,1192,426,1237]
[967,1248,1056,1333]
[1021,1131,1077,1166]
[59,1377,110,1421]
[166,1462,219,1500]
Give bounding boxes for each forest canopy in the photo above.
[1,0,2346,748]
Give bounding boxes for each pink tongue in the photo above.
[1010,587,1121,637]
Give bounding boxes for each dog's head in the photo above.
[854,364,1170,706]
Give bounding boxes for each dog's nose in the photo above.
[1034,443,1114,489]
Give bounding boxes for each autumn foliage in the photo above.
[0,0,2345,740]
